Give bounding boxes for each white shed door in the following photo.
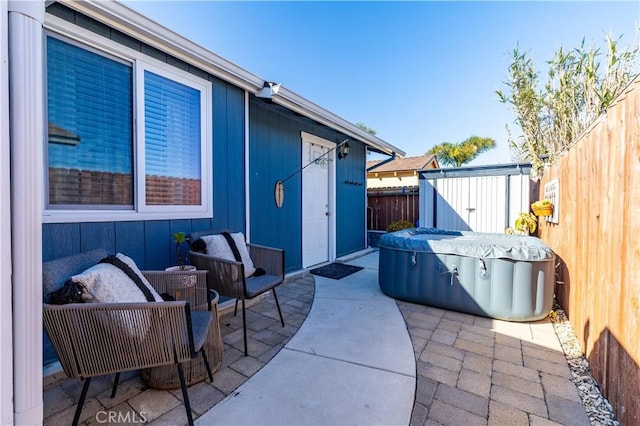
[436,177,472,231]
[302,141,329,267]
[467,176,507,232]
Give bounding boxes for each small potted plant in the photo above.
[531,199,553,216]
[512,212,537,235]
[166,231,195,271]
[165,232,197,299]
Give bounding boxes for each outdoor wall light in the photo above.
[337,141,350,159]
[256,81,281,99]
[274,138,350,208]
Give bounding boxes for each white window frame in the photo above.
[135,60,211,215]
[42,21,213,223]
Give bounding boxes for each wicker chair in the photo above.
[42,249,216,426]
[188,231,285,356]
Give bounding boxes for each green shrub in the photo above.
[386,220,415,232]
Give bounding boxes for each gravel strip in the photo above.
[549,304,620,425]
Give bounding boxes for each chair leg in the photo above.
[234,298,239,316]
[242,299,248,356]
[177,363,194,426]
[110,372,120,398]
[201,348,214,382]
[72,377,92,426]
[272,288,285,327]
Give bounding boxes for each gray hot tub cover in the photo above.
[379,228,554,261]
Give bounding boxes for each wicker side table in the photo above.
[140,272,223,390]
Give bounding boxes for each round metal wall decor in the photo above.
[274,180,284,208]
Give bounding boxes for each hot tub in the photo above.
[378,228,555,321]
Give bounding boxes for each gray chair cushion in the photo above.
[42,248,110,301]
[189,310,213,351]
[245,274,283,299]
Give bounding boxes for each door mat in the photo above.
[310,263,363,280]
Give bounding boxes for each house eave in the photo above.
[55,0,404,157]
[274,88,405,156]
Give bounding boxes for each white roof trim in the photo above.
[54,0,404,157]
[276,88,403,156]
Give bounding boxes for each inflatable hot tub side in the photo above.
[378,228,556,322]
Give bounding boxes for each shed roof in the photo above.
[53,0,405,157]
[367,155,438,173]
[418,162,532,178]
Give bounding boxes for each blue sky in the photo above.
[124,1,640,165]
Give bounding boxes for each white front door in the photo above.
[302,139,330,267]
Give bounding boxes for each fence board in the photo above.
[367,189,419,231]
[537,78,640,426]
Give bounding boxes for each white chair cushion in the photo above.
[73,253,163,304]
[71,253,163,338]
[201,232,256,278]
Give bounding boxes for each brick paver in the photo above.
[428,399,487,426]
[540,372,582,403]
[488,400,529,426]
[493,343,523,365]
[435,384,489,418]
[546,394,591,425]
[457,368,491,398]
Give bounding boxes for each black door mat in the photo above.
[310,263,364,280]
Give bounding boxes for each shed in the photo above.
[418,163,535,233]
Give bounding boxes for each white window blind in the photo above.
[144,70,201,206]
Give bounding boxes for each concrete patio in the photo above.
[43,251,590,425]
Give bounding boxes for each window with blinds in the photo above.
[45,34,212,221]
[46,36,134,208]
[144,70,201,206]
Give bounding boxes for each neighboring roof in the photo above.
[51,0,405,157]
[367,155,438,173]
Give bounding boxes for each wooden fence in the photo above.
[537,78,640,426]
[367,188,419,231]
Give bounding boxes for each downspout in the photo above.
[8,1,45,424]
[366,151,397,172]
[0,1,13,424]
[244,91,250,241]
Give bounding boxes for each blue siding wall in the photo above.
[249,99,367,271]
[211,79,246,234]
[249,101,304,271]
